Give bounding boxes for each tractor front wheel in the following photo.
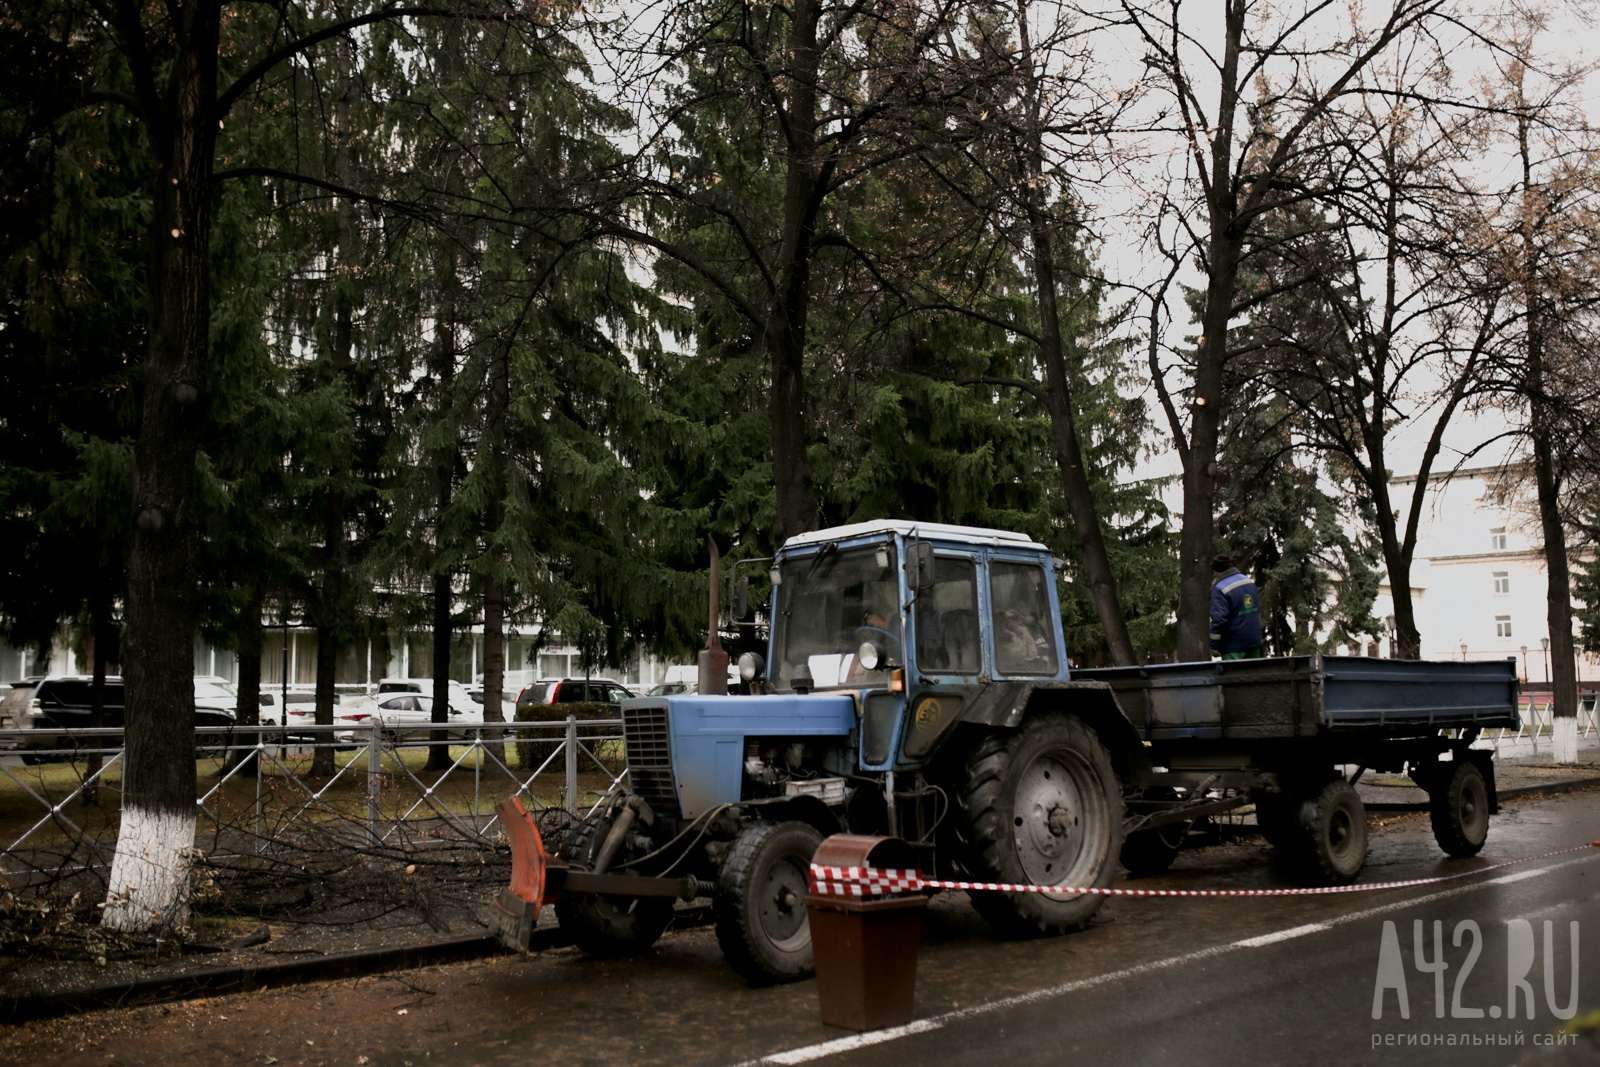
[714,820,823,984]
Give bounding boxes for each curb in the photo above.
[1,933,514,1025]
[2,903,715,1025]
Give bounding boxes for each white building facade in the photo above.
[1373,465,1595,688]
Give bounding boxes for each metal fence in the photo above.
[1471,690,1599,758]
[0,714,626,890]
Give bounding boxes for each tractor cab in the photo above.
[757,521,1069,771]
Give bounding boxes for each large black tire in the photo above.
[1291,778,1367,885]
[553,808,673,958]
[1120,822,1188,877]
[714,820,823,984]
[1251,790,1298,851]
[1120,787,1188,876]
[1429,760,1490,857]
[957,715,1123,936]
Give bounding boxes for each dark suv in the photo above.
[2,675,236,760]
[513,678,635,709]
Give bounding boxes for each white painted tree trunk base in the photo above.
[1552,715,1578,765]
[101,806,197,934]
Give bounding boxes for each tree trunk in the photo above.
[767,0,822,548]
[1176,235,1238,661]
[312,625,338,776]
[225,584,263,776]
[1012,3,1134,665]
[480,340,510,771]
[311,36,359,778]
[1515,99,1578,762]
[428,567,453,771]
[1024,219,1136,665]
[1173,0,1245,663]
[103,2,222,935]
[83,587,114,806]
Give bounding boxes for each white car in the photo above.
[375,677,476,713]
[336,692,485,743]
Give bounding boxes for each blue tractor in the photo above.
[496,520,1143,982]
[493,520,1518,983]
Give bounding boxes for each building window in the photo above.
[1490,527,1507,551]
[1495,616,1512,638]
[1493,572,1510,594]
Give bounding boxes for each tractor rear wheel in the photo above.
[957,714,1123,936]
[714,820,823,984]
[553,808,673,958]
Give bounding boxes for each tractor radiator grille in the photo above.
[623,704,679,817]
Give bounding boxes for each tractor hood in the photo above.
[621,693,856,819]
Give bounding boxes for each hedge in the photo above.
[512,701,623,771]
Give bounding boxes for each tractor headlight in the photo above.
[857,641,881,671]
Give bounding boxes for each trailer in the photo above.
[1074,656,1518,879]
[492,521,1521,983]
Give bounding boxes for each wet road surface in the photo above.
[4,788,1596,1067]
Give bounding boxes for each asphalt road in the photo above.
[4,788,1597,1067]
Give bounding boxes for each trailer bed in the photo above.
[1073,655,1519,742]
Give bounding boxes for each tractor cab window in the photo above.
[771,544,902,690]
[989,561,1058,676]
[915,556,981,674]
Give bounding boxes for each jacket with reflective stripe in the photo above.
[1209,568,1262,653]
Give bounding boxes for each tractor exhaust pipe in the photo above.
[699,536,729,695]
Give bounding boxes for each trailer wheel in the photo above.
[1251,790,1298,851]
[1120,789,1188,877]
[1294,778,1367,885]
[958,714,1123,936]
[715,820,823,984]
[1120,821,1187,877]
[1429,760,1490,857]
[554,810,673,958]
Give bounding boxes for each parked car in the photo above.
[336,692,484,743]
[376,677,477,714]
[1,675,235,761]
[513,678,635,709]
[264,688,344,739]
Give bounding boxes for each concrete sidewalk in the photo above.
[1357,731,1600,808]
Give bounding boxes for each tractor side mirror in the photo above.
[909,541,937,590]
[733,576,750,620]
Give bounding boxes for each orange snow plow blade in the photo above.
[492,796,550,952]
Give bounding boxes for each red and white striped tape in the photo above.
[809,840,1600,900]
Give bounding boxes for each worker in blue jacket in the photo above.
[1209,553,1262,659]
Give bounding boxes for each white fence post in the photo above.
[565,714,578,815]
[366,722,382,850]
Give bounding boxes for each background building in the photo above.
[1373,465,1595,686]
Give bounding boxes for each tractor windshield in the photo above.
[770,543,903,690]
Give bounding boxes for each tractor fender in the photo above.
[738,794,843,837]
[959,680,1153,788]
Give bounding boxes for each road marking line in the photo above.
[1236,922,1330,947]
[734,852,1599,1066]
[1488,869,1544,885]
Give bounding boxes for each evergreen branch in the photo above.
[217,5,502,120]
[211,165,441,222]
[951,375,1048,406]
